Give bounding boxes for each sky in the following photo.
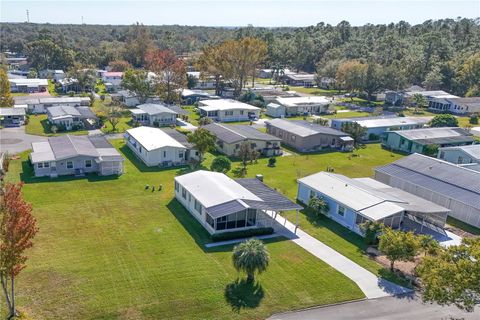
[1,0,479,27]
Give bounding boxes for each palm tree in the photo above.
[232,239,270,283]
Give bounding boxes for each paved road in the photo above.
[268,293,479,320]
[270,213,411,299]
[0,127,48,154]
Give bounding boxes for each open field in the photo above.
[6,140,366,319]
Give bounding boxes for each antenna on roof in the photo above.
[26,9,30,23]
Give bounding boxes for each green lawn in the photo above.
[47,79,59,96]
[290,87,346,97]
[101,117,133,133]
[11,92,29,97]
[25,114,89,136]
[337,97,383,107]
[7,141,365,319]
[323,111,371,119]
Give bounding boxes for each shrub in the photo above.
[211,227,274,242]
[469,114,479,125]
[268,157,277,167]
[210,156,231,173]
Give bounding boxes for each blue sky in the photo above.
[1,0,479,27]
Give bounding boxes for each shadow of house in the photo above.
[224,278,265,313]
[119,145,188,173]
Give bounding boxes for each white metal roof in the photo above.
[352,116,431,128]
[175,170,261,208]
[275,96,330,107]
[30,142,55,163]
[198,99,260,112]
[439,144,480,161]
[0,108,26,116]
[298,172,406,220]
[9,78,48,86]
[126,126,185,151]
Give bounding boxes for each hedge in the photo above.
[211,227,274,242]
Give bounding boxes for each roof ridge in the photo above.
[218,123,247,140]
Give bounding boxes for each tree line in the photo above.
[1,18,479,97]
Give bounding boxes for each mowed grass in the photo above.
[25,114,89,136]
[7,140,364,320]
[212,144,407,284]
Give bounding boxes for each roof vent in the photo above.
[256,174,264,182]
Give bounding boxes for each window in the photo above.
[194,199,202,214]
[439,151,445,159]
[240,110,244,115]
[309,190,316,199]
[66,161,74,169]
[206,214,215,228]
[44,162,50,168]
[225,110,234,116]
[179,152,184,159]
[458,156,464,164]
[85,160,92,168]
[250,143,256,149]
[163,151,167,157]
[175,181,179,192]
[38,163,43,168]
[181,187,187,199]
[188,193,191,202]
[337,205,345,217]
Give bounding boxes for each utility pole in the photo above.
[26,9,30,23]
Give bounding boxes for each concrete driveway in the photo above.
[0,126,48,154]
[268,293,479,320]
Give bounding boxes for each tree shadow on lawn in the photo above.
[378,268,415,292]
[224,278,265,313]
[19,160,120,184]
[167,199,288,253]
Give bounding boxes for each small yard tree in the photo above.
[210,156,231,173]
[429,114,459,127]
[341,122,367,147]
[268,157,276,167]
[423,144,439,156]
[107,104,122,132]
[232,239,269,283]
[187,128,215,165]
[417,238,480,312]
[198,117,213,126]
[0,183,39,319]
[308,197,329,218]
[378,228,420,271]
[411,93,428,113]
[360,220,384,245]
[418,235,441,257]
[238,142,252,174]
[0,68,14,108]
[469,113,479,125]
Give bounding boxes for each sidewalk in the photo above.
[271,213,412,299]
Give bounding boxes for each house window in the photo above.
[38,163,43,168]
[66,161,74,169]
[175,181,179,192]
[240,110,244,115]
[225,110,234,116]
[44,162,50,168]
[337,205,345,217]
[179,152,184,159]
[181,187,187,199]
[85,160,92,168]
[206,214,215,228]
[194,199,202,214]
[309,190,316,199]
[163,151,167,157]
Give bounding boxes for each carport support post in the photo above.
[295,210,299,233]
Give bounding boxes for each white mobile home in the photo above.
[124,126,193,167]
[198,99,260,122]
[174,170,302,235]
